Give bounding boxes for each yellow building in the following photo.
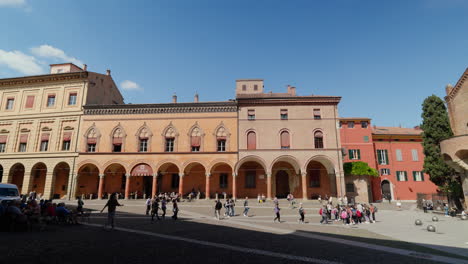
[0,63,123,199]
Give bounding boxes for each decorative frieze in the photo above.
[84,102,237,115]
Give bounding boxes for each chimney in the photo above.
[106,69,111,76]
[172,93,177,103]
[445,84,453,95]
[287,85,296,96]
[83,64,87,71]
[194,93,199,103]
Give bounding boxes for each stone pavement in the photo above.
[56,198,468,263]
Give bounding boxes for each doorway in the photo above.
[143,177,152,198]
[381,180,392,201]
[275,170,289,198]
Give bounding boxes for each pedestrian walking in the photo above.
[145,197,151,215]
[100,193,123,230]
[229,198,236,216]
[215,200,222,220]
[298,203,305,223]
[161,198,167,219]
[318,195,322,205]
[172,199,179,220]
[77,197,84,215]
[319,205,328,224]
[151,198,160,222]
[369,204,377,222]
[274,205,281,223]
[243,197,249,216]
[273,197,279,207]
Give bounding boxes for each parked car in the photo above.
[0,183,20,202]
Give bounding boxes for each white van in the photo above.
[0,183,20,202]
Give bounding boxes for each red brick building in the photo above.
[340,118,439,202]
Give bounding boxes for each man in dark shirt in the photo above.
[101,193,123,230]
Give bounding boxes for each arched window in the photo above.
[247,131,256,150]
[165,127,176,152]
[280,131,290,149]
[314,131,324,149]
[191,127,201,152]
[138,127,150,152]
[112,128,124,152]
[216,126,228,152]
[86,128,98,152]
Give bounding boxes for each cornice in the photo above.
[236,97,341,105]
[0,72,88,88]
[84,102,238,115]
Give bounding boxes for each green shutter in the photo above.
[377,150,382,164]
[348,149,353,159]
[421,171,424,181]
[397,171,401,181]
[385,150,389,165]
[404,171,408,181]
[412,171,416,181]
[357,149,361,159]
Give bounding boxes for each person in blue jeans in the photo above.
[444,203,449,217]
[243,197,249,216]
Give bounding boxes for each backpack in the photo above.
[319,208,323,215]
[357,210,362,217]
[341,211,347,219]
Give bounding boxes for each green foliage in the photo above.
[420,95,455,186]
[344,161,379,177]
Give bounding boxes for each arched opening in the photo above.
[271,156,301,198]
[30,163,47,196]
[9,163,25,193]
[305,160,334,199]
[381,180,392,201]
[76,164,99,199]
[130,163,153,198]
[103,164,126,199]
[157,163,180,194]
[52,162,70,199]
[237,159,266,198]
[183,162,206,196]
[209,163,233,199]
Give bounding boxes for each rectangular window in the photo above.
[396,149,403,161]
[361,121,368,128]
[139,139,148,152]
[245,171,256,188]
[171,174,180,189]
[248,109,255,120]
[40,140,48,151]
[68,93,77,105]
[87,143,96,152]
[348,121,354,128]
[309,169,320,187]
[413,171,424,181]
[191,146,200,152]
[165,138,174,152]
[397,171,408,181]
[314,137,323,149]
[313,109,321,120]
[254,84,258,91]
[217,139,226,152]
[411,149,419,161]
[219,173,228,188]
[377,149,389,165]
[280,109,288,120]
[346,183,355,193]
[6,98,14,110]
[348,149,361,160]
[0,143,5,152]
[47,95,56,107]
[363,136,369,142]
[62,140,70,151]
[19,143,27,152]
[113,144,122,152]
[25,96,35,108]
[380,168,390,176]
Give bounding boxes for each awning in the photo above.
[131,164,153,176]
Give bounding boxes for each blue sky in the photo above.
[1,0,467,127]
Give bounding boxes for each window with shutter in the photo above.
[396,149,402,161]
[247,131,256,150]
[411,149,419,161]
[280,131,290,149]
[25,96,35,108]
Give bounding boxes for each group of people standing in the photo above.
[214,198,238,220]
[144,194,179,222]
[320,203,377,225]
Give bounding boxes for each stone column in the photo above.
[232,173,237,200]
[21,170,33,195]
[301,172,308,200]
[152,173,158,198]
[43,172,55,200]
[205,173,211,199]
[178,173,184,196]
[335,170,346,198]
[68,173,78,200]
[266,173,272,200]
[97,174,105,200]
[124,174,131,200]
[462,172,468,209]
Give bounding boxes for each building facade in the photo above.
[340,118,439,202]
[441,70,468,208]
[0,64,123,199]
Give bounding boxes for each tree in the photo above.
[420,95,462,208]
[343,161,379,177]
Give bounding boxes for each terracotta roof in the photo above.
[372,126,422,135]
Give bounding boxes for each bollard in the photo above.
[432,216,439,222]
[215,193,218,200]
[89,194,92,200]
[415,219,423,226]
[427,225,436,232]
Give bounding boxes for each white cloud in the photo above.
[0,0,26,7]
[30,45,83,66]
[121,80,142,91]
[0,49,43,75]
